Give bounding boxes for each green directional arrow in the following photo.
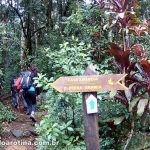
[89,100,95,110]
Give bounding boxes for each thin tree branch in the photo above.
[31,26,45,37]
[124,128,134,150]
[8,3,27,38]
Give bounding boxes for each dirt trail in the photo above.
[0,98,44,150]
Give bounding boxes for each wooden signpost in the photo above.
[51,64,128,150]
[51,74,128,93]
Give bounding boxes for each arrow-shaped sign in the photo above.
[51,74,128,93]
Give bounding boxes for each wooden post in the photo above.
[82,64,99,150]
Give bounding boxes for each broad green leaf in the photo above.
[48,135,52,140]
[53,128,61,133]
[37,83,43,87]
[52,123,58,128]
[137,99,148,116]
[67,127,74,132]
[53,132,59,137]
[0,70,3,76]
[74,136,79,142]
[113,116,125,125]
[39,120,45,126]
[129,97,140,112]
[66,120,72,126]
[109,90,117,98]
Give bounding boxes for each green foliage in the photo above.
[64,4,104,38]
[43,36,92,77]
[0,101,16,133]
[35,86,85,149]
[0,22,21,91]
[34,73,50,90]
[36,118,85,149]
[99,100,129,122]
[0,0,150,149]
[63,4,112,71]
[0,102,16,122]
[127,132,150,149]
[34,35,92,149]
[99,100,130,149]
[100,137,115,149]
[34,2,148,149]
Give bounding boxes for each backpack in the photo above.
[28,86,36,93]
[15,77,22,90]
[20,71,33,89]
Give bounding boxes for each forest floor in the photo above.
[0,96,45,150]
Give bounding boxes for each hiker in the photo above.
[15,74,28,111]
[25,85,37,122]
[29,63,38,78]
[29,63,41,96]
[21,69,37,122]
[10,75,18,108]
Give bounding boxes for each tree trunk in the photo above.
[46,0,53,30]
[26,2,32,56]
[34,17,40,54]
[57,0,63,17]
[20,29,25,68]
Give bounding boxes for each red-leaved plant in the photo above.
[91,0,150,148]
[95,0,150,117]
[92,2,150,141]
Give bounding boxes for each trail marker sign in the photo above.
[86,95,98,114]
[50,64,128,150]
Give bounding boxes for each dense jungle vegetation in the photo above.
[0,0,150,149]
